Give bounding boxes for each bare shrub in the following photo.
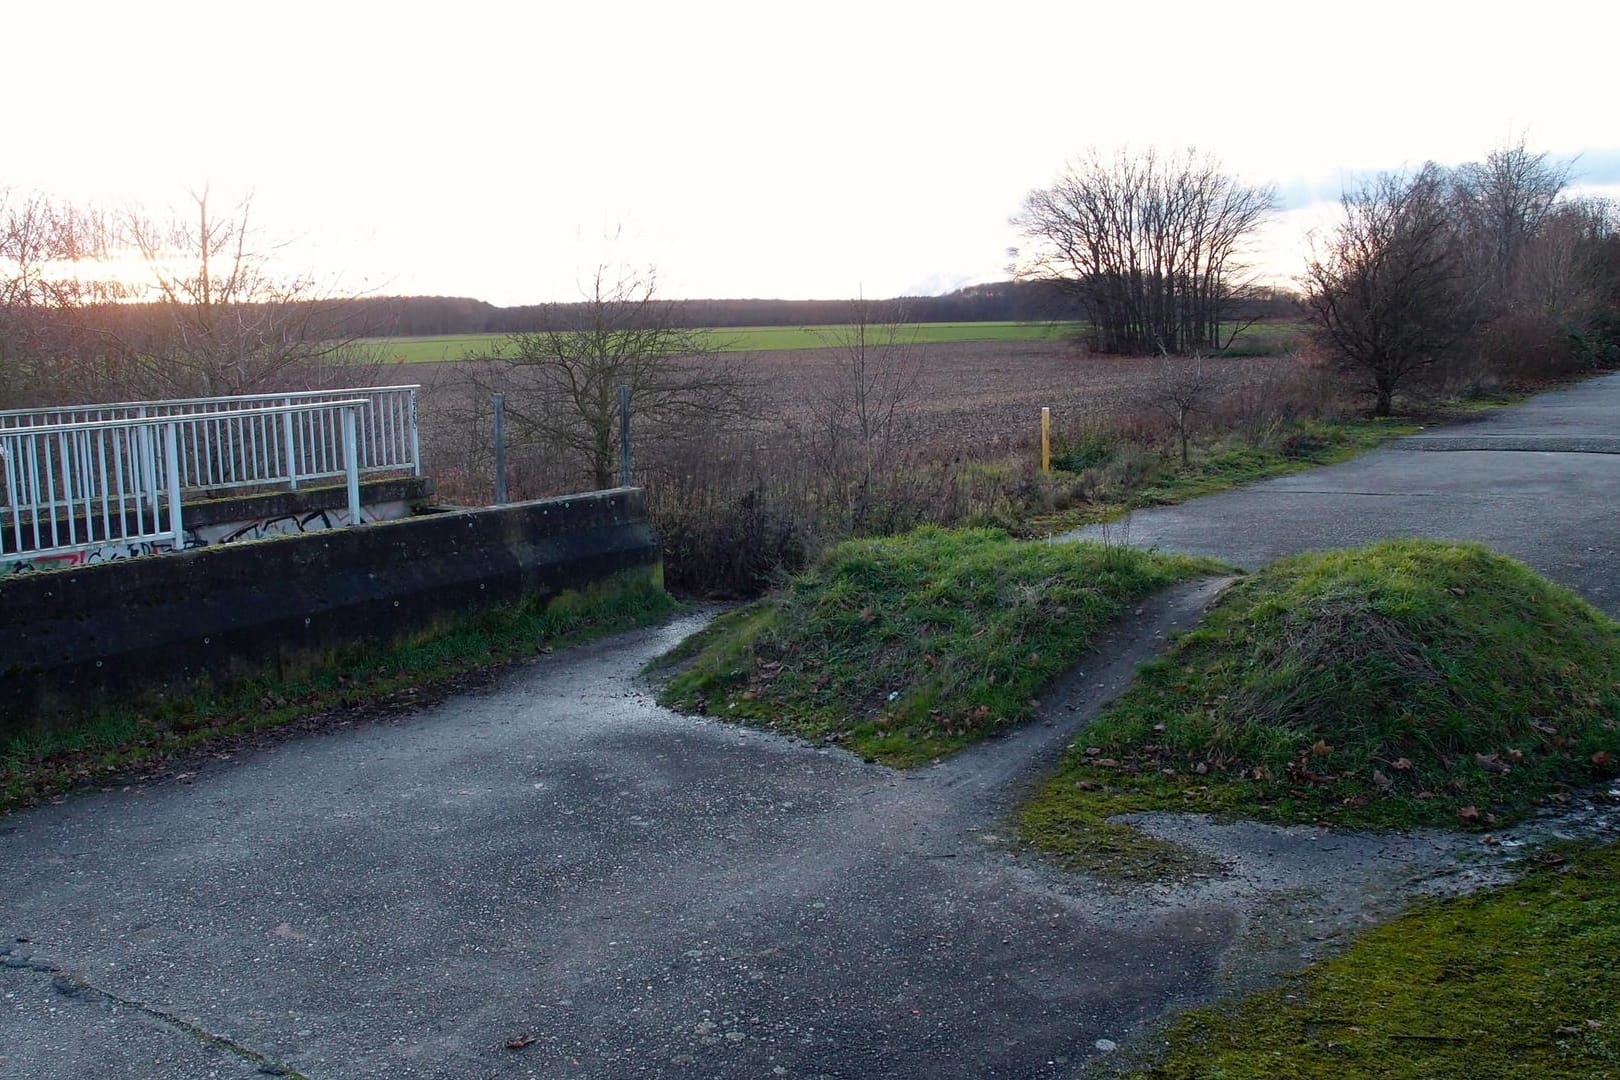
[799,297,926,529]
[1478,313,1576,387]
[643,434,817,597]
[1145,355,1216,465]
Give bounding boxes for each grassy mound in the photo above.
[1132,842,1620,1078]
[1023,540,1620,841]
[655,527,1224,766]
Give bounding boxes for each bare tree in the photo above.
[803,295,924,524]
[1452,139,1572,306]
[0,189,123,406]
[120,187,374,397]
[1146,353,1215,465]
[1304,165,1479,416]
[1510,198,1613,323]
[1012,147,1275,354]
[1573,198,1620,314]
[480,265,756,490]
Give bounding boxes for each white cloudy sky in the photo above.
[9,0,1619,305]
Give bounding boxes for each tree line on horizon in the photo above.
[304,281,1093,339]
[349,282,1299,338]
[4,138,1616,415]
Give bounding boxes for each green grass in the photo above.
[360,319,1309,363]
[1018,540,1620,872]
[1016,775,1235,882]
[1128,841,1620,1078]
[654,527,1227,766]
[363,321,1080,363]
[1,573,680,810]
[1132,419,1420,505]
[1028,417,1423,536]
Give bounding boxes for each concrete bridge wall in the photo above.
[0,488,661,735]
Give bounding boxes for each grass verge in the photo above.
[1,575,680,811]
[1018,540,1620,876]
[1125,841,1620,1079]
[654,527,1226,767]
[1025,417,1423,536]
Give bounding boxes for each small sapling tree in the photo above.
[481,264,756,490]
[804,295,924,525]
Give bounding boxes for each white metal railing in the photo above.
[0,385,421,487]
[1,399,373,568]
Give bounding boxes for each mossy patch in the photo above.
[655,526,1226,767]
[1125,841,1620,1078]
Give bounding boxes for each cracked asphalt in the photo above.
[4,375,1618,1079]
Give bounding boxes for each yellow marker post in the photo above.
[1040,407,1051,473]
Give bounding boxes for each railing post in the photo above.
[141,424,159,531]
[408,388,421,477]
[281,396,299,490]
[164,422,184,549]
[342,406,361,526]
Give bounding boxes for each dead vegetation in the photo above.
[411,333,1339,594]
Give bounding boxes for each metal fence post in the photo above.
[163,422,184,548]
[282,396,299,490]
[141,424,160,531]
[492,393,507,505]
[341,406,361,525]
[619,383,631,488]
[408,387,422,477]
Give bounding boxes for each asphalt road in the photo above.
[1,581,1480,1080]
[1060,372,1620,616]
[4,376,1615,1079]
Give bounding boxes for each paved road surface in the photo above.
[5,376,1615,1079]
[1061,373,1620,616]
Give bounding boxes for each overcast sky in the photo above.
[9,0,1619,306]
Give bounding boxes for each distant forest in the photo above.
[42,281,1301,353]
[323,280,1299,338]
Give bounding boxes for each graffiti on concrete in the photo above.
[199,505,378,546]
[2,500,412,578]
[3,538,189,577]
